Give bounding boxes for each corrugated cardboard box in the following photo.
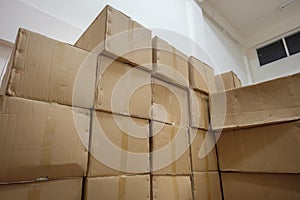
[152,78,188,126]
[84,175,150,200]
[193,172,222,200]
[215,71,242,91]
[95,54,151,119]
[0,28,97,109]
[152,37,189,87]
[152,176,192,200]
[217,120,300,173]
[189,90,210,130]
[190,128,218,172]
[0,178,82,200]
[188,56,216,94]
[210,73,300,130]
[222,173,300,200]
[75,5,152,69]
[0,96,89,183]
[89,111,149,176]
[151,122,191,175]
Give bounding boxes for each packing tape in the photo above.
[171,125,176,173]
[128,20,135,62]
[172,47,178,81]
[26,187,41,200]
[205,172,211,200]
[41,104,56,173]
[120,116,129,172]
[172,176,180,200]
[118,176,127,200]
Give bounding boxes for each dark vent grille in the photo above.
[256,40,287,66]
[285,31,300,56]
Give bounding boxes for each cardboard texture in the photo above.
[189,90,210,130]
[0,178,82,200]
[152,176,192,200]
[84,175,150,200]
[190,128,218,172]
[151,122,191,175]
[215,71,242,91]
[89,111,149,177]
[188,56,216,94]
[95,54,151,119]
[75,5,152,69]
[218,120,300,173]
[193,172,222,200]
[210,73,300,130]
[222,173,300,200]
[152,78,188,126]
[0,96,89,183]
[0,28,97,109]
[152,37,189,87]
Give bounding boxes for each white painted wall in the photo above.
[244,3,300,83]
[1,0,250,84]
[0,0,82,44]
[0,42,13,85]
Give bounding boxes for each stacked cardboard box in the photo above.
[215,71,242,91]
[210,73,300,199]
[188,57,222,200]
[0,27,94,199]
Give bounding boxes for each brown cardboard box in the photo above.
[152,37,189,87]
[193,172,222,200]
[152,78,188,126]
[0,28,97,109]
[217,120,300,173]
[75,5,152,69]
[152,176,192,200]
[151,122,191,175]
[0,96,89,183]
[190,128,218,172]
[95,54,151,119]
[215,71,242,91]
[189,90,210,130]
[188,56,216,94]
[89,111,149,177]
[210,73,300,130]
[0,178,83,200]
[84,175,150,200]
[222,173,300,200]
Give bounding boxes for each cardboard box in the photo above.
[215,71,242,91]
[210,73,300,130]
[95,54,151,119]
[0,178,83,200]
[152,37,189,87]
[190,128,218,172]
[88,111,149,177]
[0,96,89,183]
[151,122,191,175]
[188,56,216,94]
[0,28,97,109]
[217,120,300,173]
[152,78,188,126]
[84,175,150,200]
[152,176,192,200]
[193,172,222,200]
[222,173,300,200]
[75,5,152,69]
[189,90,210,130]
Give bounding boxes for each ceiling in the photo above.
[200,0,300,46]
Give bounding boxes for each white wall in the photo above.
[0,42,13,85]
[203,18,249,85]
[244,3,300,83]
[1,0,250,84]
[0,0,82,44]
